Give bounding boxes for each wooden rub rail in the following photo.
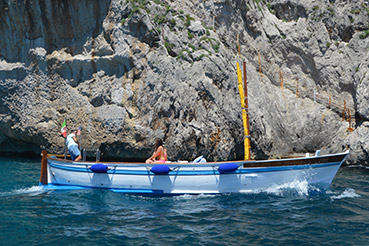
[243,153,347,168]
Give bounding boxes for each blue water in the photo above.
[0,157,368,246]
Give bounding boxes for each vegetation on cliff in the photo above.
[0,0,368,164]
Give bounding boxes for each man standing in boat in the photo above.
[66,130,82,161]
[146,138,167,164]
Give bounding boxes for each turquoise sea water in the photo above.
[0,156,368,246]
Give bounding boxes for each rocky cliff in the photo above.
[0,0,368,164]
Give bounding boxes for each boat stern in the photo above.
[40,150,48,185]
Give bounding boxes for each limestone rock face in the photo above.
[0,0,368,164]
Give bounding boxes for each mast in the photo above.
[236,60,251,160]
[243,60,251,160]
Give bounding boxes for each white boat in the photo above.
[39,150,349,195]
[39,60,348,195]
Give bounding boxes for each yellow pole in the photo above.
[243,60,251,160]
[236,61,250,160]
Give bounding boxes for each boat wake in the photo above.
[330,188,360,200]
[262,180,314,196]
[0,186,46,197]
[174,193,216,200]
[173,180,322,198]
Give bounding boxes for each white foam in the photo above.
[331,188,360,200]
[174,193,216,200]
[0,186,46,197]
[263,180,312,196]
[155,180,318,198]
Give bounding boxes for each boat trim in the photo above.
[48,161,342,176]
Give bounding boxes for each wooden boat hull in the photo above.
[40,151,349,195]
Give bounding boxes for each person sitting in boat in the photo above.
[145,138,167,164]
[66,130,82,162]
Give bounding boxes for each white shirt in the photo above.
[66,133,78,148]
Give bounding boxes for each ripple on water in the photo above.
[0,159,368,245]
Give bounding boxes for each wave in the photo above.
[261,180,321,196]
[172,180,319,198]
[330,188,360,200]
[0,186,46,197]
[175,193,217,200]
[1,182,346,199]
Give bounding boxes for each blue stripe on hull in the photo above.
[39,182,164,194]
[48,161,342,176]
